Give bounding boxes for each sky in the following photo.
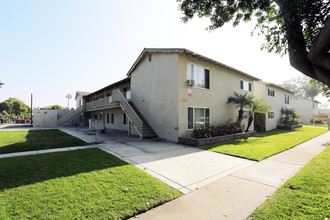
[0,0,325,108]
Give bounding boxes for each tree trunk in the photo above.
[274,0,330,87]
[238,109,244,122]
[245,115,254,132]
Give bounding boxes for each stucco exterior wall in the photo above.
[86,107,139,135]
[177,53,254,138]
[264,85,291,130]
[33,110,73,128]
[130,53,179,142]
[291,97,319,123]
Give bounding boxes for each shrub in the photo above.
[191,119,245,139]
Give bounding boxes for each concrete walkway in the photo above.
[0,145,97,159]
[60,127,255,194]
[131,131,330,220]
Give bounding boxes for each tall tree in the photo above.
[178,0,330,86]
[279,75,321,100]
[227,92,254,121]
[0,98,30,118]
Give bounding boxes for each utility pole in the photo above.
[31,94,33,124]
[66,94,72,110]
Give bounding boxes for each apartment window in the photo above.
[79,99,82,107]
[111,113,114,124]
[93,114,98,119]
[187,63,210,89]
[106,113,110,124]
[268,89,275,97]
[285,95,290,104]
[123,113,128,125]
[268,112,275,119]
[240,80,252,91]
[188,107,210,129]
[107,93,112,103]
[148,54,152,62]
[242,111,252,119]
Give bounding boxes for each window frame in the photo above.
[285,94,290,104]
[110,113,114,124]
[240,79,252,92]
[106,113,110,124]
[187,62,210,90]
[268,112,275,119]
[123,113,128,125]
[187,106,211,130]
[268,89,275,97]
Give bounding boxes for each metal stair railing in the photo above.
[131,92,160,129]
[58,105,85,126]
[112,89,143,137]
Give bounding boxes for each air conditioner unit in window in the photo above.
[186,79,195,86]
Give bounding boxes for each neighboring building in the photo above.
[75,91,90,109]
[33,109,73,128]
[290,96,320,123]
[253,81,294,130]
[75,91,91,126]
[60,48,260,142]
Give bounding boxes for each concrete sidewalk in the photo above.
[131,132,330,220]
[0,145,97,159]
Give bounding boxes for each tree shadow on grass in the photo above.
[255,129,298,138]
[0,148,124,191]
[0,129,89,155]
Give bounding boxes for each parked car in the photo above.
[0,118,6,123]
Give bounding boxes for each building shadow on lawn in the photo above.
[0,129,89,155]
[254,129,297,138]
[0,148,123,191]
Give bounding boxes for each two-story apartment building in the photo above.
[290,96,320,123]
[62,48,259,142]
[253,81,294,130]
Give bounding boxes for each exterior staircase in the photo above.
[112,89,157,138]
[58,106,85,126]
[128,102,157,138]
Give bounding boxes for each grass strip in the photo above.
[203,127,328,161]
[0,129,89,154]
[0,148,182,219]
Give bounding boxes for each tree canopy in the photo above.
[178,0,330,86]
[51,105,63,110]
[0,98,30,119]
[279,75,321,100]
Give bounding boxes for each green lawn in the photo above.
[203,127,328,161]
[249,145,330,219]
[0,129,89,154]
[0,148,182,219]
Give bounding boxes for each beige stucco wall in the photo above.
[263,85,291,130]
[87,107,139,135]
[130,53,179,142]
[291,97,319,123]
[33,109,74,128]
[177,53,254,138]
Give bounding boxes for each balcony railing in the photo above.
[85,90,131,111]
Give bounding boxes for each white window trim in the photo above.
[187,106,211,130]
[240,79,252,92]
[187,62,211,90]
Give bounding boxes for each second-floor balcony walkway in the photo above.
[85,90,131,111]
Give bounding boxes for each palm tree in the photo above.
[245,98,272,132]
[280,107,301,126]
[227,92,254,121]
